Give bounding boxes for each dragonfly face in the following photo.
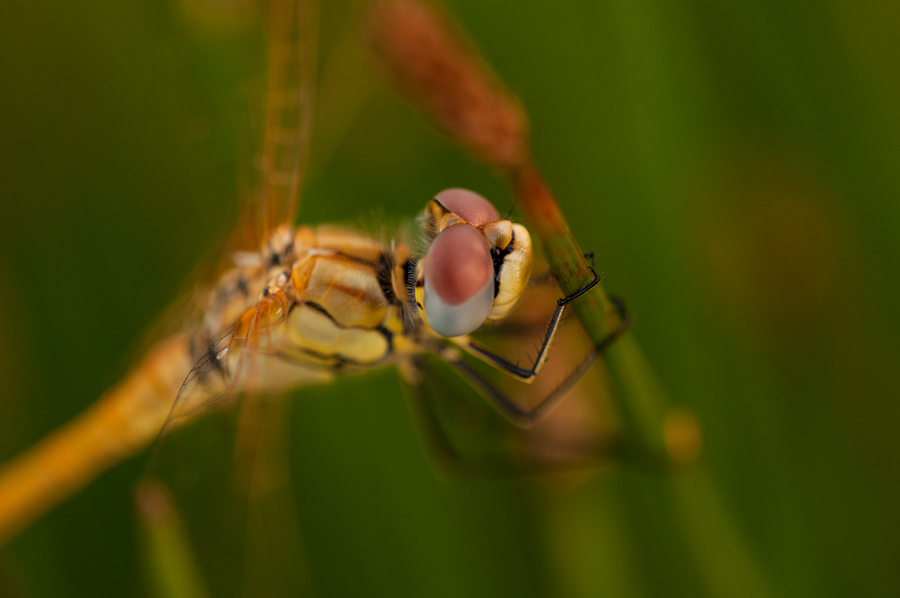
[415,188,532,337]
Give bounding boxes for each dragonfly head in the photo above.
[415,188,532,337]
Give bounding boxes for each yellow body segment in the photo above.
[302,254,388,328]
[287,304,389,364]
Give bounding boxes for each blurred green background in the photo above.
[1,0,899,596]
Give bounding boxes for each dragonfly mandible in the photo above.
[0,0,627,546]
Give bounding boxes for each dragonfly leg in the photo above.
[456,268,629,382]
[450,293,630,426]
[402,372,472,476]
[401,356,618,477]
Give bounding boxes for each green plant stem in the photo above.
[509,159,778,598]
[510,162,664,452]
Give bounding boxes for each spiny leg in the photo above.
[456,267,629,382]
[402,354,620,476]
[453,293,630,426]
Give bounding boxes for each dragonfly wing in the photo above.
[401,352,526,477]
[233,390,312,598]
[142,304,314,596]
[402,353,616,478]
[143,388,311,596]
[141,393,248,594]
[260,0,318,234]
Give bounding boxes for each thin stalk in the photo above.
[509,161,668,453]
[365,1,776,595]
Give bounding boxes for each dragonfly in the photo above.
[0,0,628,547]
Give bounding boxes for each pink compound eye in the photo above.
[434,188,499,226]
[423,224,495,337]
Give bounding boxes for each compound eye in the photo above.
[434,188,499,226]
[423,224,495,337]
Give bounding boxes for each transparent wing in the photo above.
[259,0,318,234]
[143,362,311,596]
[142,283,314,595]
[233,389,312,598]
[141,394,248,595]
